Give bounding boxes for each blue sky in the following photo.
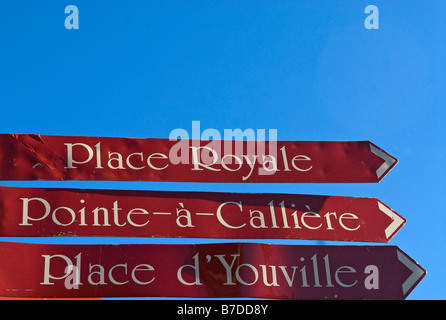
[0,1,444,299]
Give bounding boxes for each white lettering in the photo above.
[147,153,169,170]
[291,155,312,172]
[42,252,155,287]
[216,201,245,229]
[41,253,81,285]
[213,253,359,289]
[64,143,94,169]
[20,197,51,226]
[177,253,202,285]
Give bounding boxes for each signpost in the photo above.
[0,186,405,242]
[0,242,425,299]
[0,134,397,182]
[0,133,426,300]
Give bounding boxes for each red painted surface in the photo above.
[0,186,405,242]
[0,242,425,299]
[0,134,397,182]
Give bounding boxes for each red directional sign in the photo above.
[0,186,405,242]
[0,241,425,299]
[0,134,397,182]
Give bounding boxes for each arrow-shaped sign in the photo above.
[0,242,425,299]
[0,186,405,242]
[0,134,397,182]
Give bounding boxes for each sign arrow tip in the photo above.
[397,249,426,297]
[378,201,406,240]
[369,143,397,180]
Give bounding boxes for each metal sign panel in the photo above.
[0,186,404,242]
[0,134,397,182]
[0,242,425,299]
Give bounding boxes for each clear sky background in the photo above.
[0,1,444,300]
